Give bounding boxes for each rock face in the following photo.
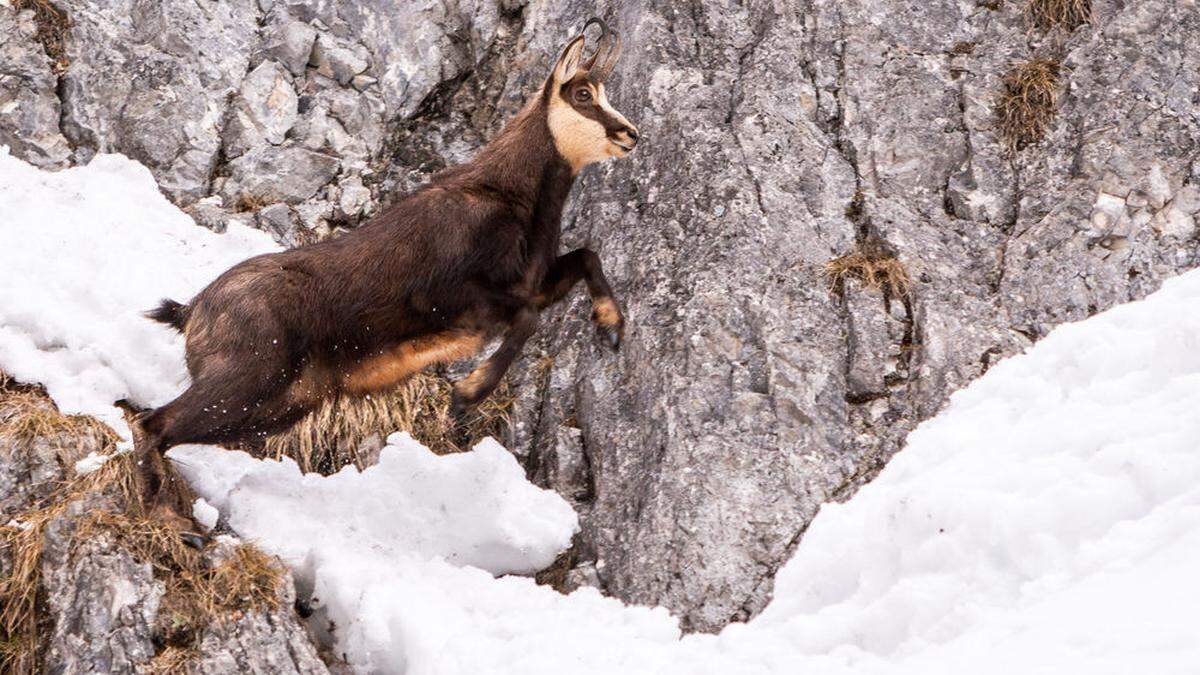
[512,0,1200,632]
[2,0,1198,646]
[0,390,329,674]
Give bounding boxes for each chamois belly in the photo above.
[340,331,485,396]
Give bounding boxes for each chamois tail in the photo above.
[145,299,191,333]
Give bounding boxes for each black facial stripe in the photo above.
[561,78,630,135]
[569,101,628,135]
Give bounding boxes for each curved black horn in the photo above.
[583,17,621,83]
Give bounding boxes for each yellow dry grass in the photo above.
[78,508,282,647]
[264,372,514,474]
[995,59,1061,153]
[12,0,70,73]
[1025,0,1092,32]
[233,192,273,213]
[823,247,911,297]
[0,384,118,449]
[0,379,281,674]
[146,646,198,675]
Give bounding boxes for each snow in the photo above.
[173,432,579,576]
[191,497,219,532]
[73,449,112,475]
[3,150,1200,673]
[170,432,677,675]
[0,148,279,438]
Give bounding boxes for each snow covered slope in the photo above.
[0,149,278,437]
[3,153,1199,674]
[172,435,673,675]
[172,263,1200,674]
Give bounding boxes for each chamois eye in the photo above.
[574,88,592,103]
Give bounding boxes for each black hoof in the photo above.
[295,597,314,619]
[179,531,208,550]
[449,399,469,426]
[596,324,622,351]
[448,399,473,447]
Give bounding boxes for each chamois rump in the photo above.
[135,19,639,526]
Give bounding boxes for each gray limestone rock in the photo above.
[2,0,1198,648]
[0,9,71,167]
[223,60,300,159]
[222,145,339,206]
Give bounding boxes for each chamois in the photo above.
[134,18,639,527]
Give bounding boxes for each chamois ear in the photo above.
[552,34,587,84]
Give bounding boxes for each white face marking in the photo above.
[547,82,638,172]
[595,84,635,138]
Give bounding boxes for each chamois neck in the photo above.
[467,98,574,208]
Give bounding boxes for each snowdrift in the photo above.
[3,151,1199,674]
[0,149,279,438]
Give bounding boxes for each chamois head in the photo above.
[545,18,640,172]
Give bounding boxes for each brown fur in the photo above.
[591,297,622,327]
[342,332,484,395]
[135,19,639,516]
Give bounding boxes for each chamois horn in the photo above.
[583,17,621,83]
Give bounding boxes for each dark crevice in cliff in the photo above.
[991,159,1022,293]
[724,10,775,217]
[205,1,271,199]
[828,8,863,194]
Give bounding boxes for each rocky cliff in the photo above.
[2,0,1197,664]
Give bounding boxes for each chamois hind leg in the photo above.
[535,248,624,349]
[133,357,316,532]
[449,307,539,436]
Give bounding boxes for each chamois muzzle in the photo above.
[610,128,639,153]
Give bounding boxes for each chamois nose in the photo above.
[627,128,640,145]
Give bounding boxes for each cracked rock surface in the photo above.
[2,0,1198,646]
[0,390,328,674]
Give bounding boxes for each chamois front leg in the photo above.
[535,248,624,350]
[450,307,539,433]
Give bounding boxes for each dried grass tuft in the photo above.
[78,505,282,648]
[0,385,117,448]
[824,246,911,297]
[264,372,514,474]
[0,378,281,674]
[1025,0,1092,32]
[12,0,70,73]
[995,58,1061,153]
[146,646,198,675]
[234,193,273,213]
[1,516,48,675]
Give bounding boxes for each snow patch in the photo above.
[170,433,639,674]
[0,149,279,438]
[191,498,219,532]
[73,451,110,476]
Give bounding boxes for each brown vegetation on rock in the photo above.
[995,58,1061,153]
[0,378,283,674]
[263,372,514,474]
[12,0,69,73]
[824,246,912,297]
[1025,0,1092,32]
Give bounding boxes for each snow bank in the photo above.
[4,146,1199,674]
[174,271,1200,673]
[170,434,682,675]
[173,432,579,576]
[0,149,278,437]
[745,268,1200,672]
